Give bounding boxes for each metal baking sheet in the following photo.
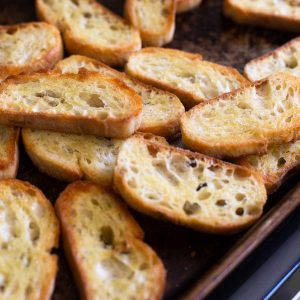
[1,0,300,299]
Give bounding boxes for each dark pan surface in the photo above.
[1,0,300,299]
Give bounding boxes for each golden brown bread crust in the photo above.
[125,47,248,109]
[0,71,143,138]
[181,105,268,159]
[176,0,202,14]
[36,0,141,67]
[136,47,203,60]
[124,0,176,47]
[55,55,184,140]
[235,156,289,194]
[142,114,181,141]
[35,0,61,29]
[244,37,300,81]
[63,27,141,67]
[55,181,166,300]
[0,22,63,80]
[25,178,59,300]
[7,179,60,249]
[56,181,144,239]
[180,74,300,159]
[223,0,300,32]
[22,129,82,183]
[0,179,60,300]
[22,129,168,188]
[61,235,165,300]
[132,66,248,109]
[40,255,58,300]
[0,128,20,179]
[236,147,300,194]
[114,138,267,234]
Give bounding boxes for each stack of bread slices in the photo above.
[1,0,300,299]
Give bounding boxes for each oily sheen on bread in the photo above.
[244,37,300,81]
[55,55,185,139]
[22,129,167,187]
[0,22,63,81]
[224,0,300,32]
[36,0,141,66]
[125,47,248,108]
[236,139,300,193]
[181,73,300,158]
[125,0,176,46]
[114,135,267,234]
[0,179,59,300]
[55,181,166,300]
[0,71,142,138]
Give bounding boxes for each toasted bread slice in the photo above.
[56,181,166,300]
[125,47,248,108]
[55,55,185,139]
[177,0,202,14]
[114,136,267,234]
[0,179,59,300]
[0,126,19,179]
[124,0,176,47]
[22,129,167,187]
[0,22,63,81]
[0,71,142,138]
[236,140,300,193]
[224,0,300,32]
[181,73,300,158]
[36,0,141,67]
[244,37,300,82]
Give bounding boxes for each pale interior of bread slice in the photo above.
[130,0,173,32]
[0,23,58,66]
[40,0,138,48]
[227,0,300,14]
[62,184,163,299]
[241,139,300,181]
[245,38,300,81]
[185,74,300,145]
[127,52,246,100]
[24,129,167,186]
[116,137,266,229]
[25,129,123,185]
[0,181,57,299]
[0,74,137,119]
[56,55,184,131]
[136,87,183,127]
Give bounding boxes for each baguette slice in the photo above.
[125,47,248,108]
[0,126,19,179]
[0,179,59,300]
[224,0,300,32]
[125,0,176,47]
[181,73,300,158]
[236,140,300,193]
[55,55,185,139]
[244,37,300,82]
[0,22,63,81]
[177,0,202,14]
[56,181,166,300]
[22,129,167,187]
[0,71,142,138]
[36,0,141,67]
[114,136,267,234]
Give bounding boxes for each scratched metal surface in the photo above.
[0,0,299,299]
